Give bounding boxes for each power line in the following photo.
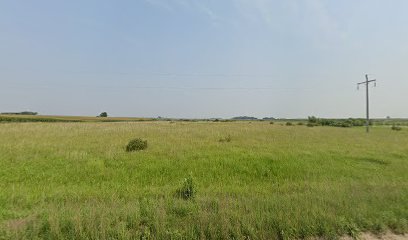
[1,84,306,91]
[64,71,282,78]
[3,83,353,92]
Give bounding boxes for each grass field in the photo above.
[0,114,153,123]
[0,121,407,239]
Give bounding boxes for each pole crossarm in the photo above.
[357,79,376,85]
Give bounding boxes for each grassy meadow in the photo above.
[0,114,153,123]
[0,121,407,239]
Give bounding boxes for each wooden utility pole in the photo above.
[357,74,376,133]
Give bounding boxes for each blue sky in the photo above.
[1,0,407,118]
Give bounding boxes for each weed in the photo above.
[219,135,232,143]
[176,174,196,200]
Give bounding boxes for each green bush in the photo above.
[307,116,367,128]
[391,125,402,131]
[176,175,196,200]
[269,121,274,125]
[286,122,293,126]
[334,122,352,128]
[126,138,148,152]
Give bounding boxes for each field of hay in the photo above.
[0,121,407,239]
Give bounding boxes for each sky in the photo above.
[0,0,407,119]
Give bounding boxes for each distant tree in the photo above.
[20,111,38,115]
[99,112,108,117]
[263,117,275,120]
[231,116,258,120]
[308,116,318,123]
[1,111,38,115]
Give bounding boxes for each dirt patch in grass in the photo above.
[3,215,36,231]
[341,232,408,240]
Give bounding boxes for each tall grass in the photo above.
[0,115,154,123]
[0,122,407,239]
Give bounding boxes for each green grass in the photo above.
[0,122,407,239]
[0,114,153,123]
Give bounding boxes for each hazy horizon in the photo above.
[1,1,407,119]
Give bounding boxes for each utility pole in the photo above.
[357,74,376,133]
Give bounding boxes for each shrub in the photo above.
[306,116,366,128]
[334,122,352,128]
[391,125,402,131]
[126,138,148,152]
[269,121,274,125]
[286,122,293,126]
[297,122,304,126]
[307,123,316,127]
[176,174,196,200]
